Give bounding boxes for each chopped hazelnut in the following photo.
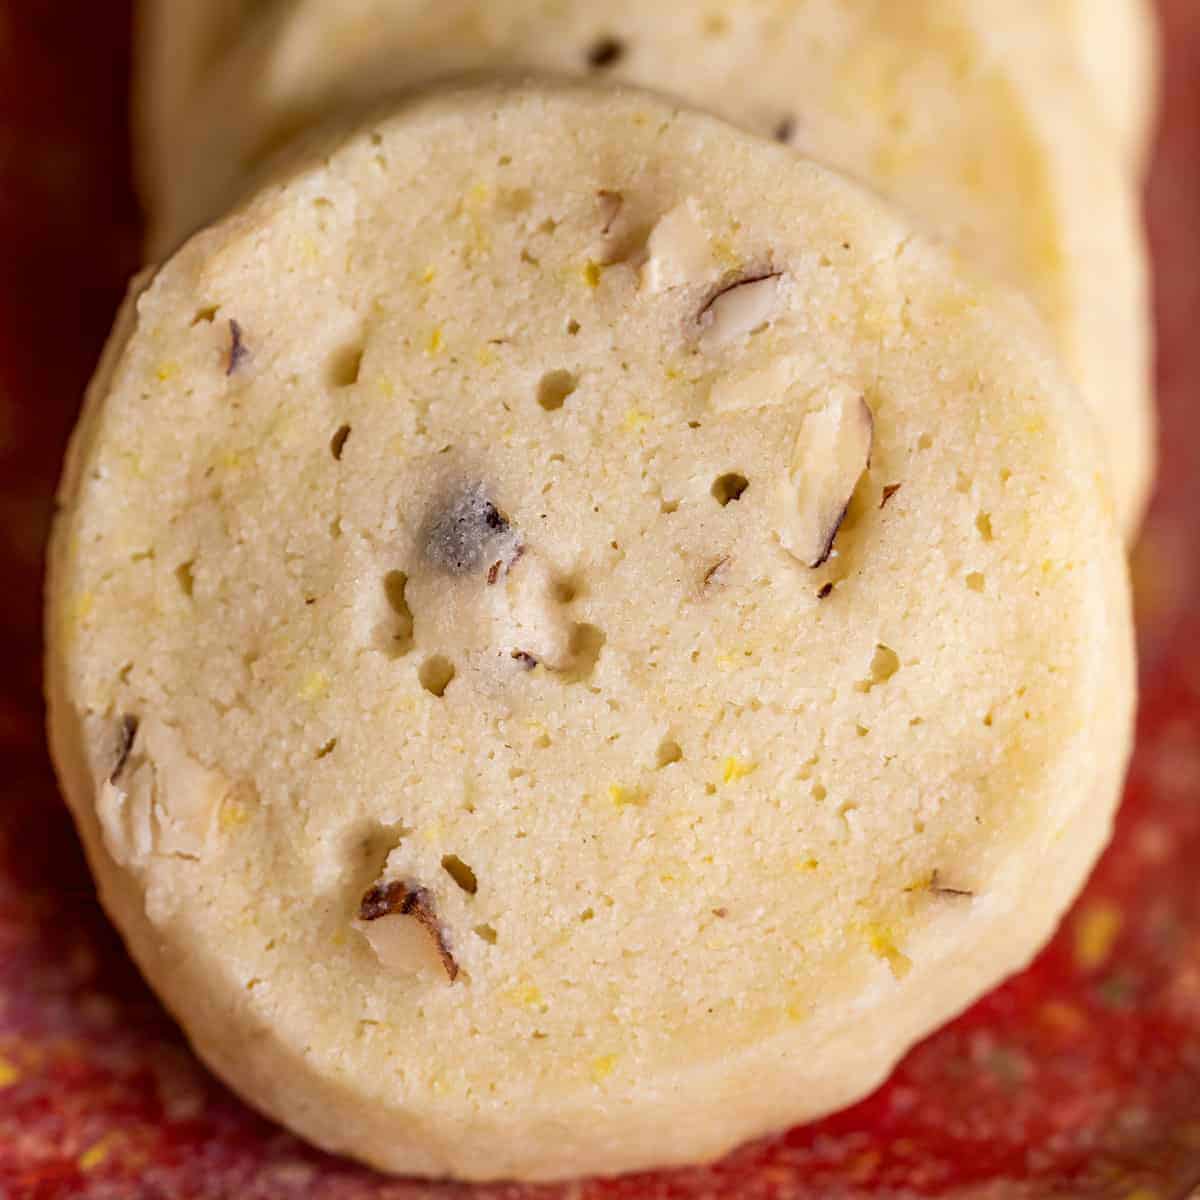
[778,392,874,568]
[930,870,975,900]
[110,714,139,783]
[642,200,715,294]
[358,881,458,982]
[226,320,248,375]
[699,274,784,348]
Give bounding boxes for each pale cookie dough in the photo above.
[1052,0,1161,172]
[49,84,1135,1182]
[147,0,1154,542]
[135,0,287,225]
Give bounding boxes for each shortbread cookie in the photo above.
[1053,0,1160,171]
[49,84,1135,1182]
[135,1,265,217]
[148,0,1153,540]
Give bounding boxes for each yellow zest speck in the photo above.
[430,1072,448,1096]
[419,266,437,285]
[220,449,244,471]
[622,407,651,434]
[785,1000,808,1022]
[466,181,491,209]
[377,377,396,399]
[609,785,646,809]
[79,1135,117,1172]
[476,344,497,367]
[0,1056,19,1088]
[590,1054,618,1083]
[722,757,756,784]
[300,670,330,701]
[1074,901,1122,971]
[219,797,250,833]
[154,361,179,383]
[711,237,740,269]
[715,653,737,672]
[506,983,544,1008]
[794,858,820,874]
[425,327,444,356]
[867,925,912,979]
[72,592,95,624]
[582,260,603,289]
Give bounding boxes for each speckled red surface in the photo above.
[2,4,1199,1198]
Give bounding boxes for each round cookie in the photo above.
[49,84,1135,1182]
[147,0,1153,542]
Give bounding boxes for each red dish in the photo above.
[2,4,1198,1197]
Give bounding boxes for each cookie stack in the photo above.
[46,1,1156,1183]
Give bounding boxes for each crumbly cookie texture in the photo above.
[50,84,1135,1182]
[147,0,1154,539]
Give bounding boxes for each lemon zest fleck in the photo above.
[722,757,756,784]
[300,670,329,701]
[866,924,912,978]
[609,785,646,809]
[506,983,544,1008]
[590,1054,618,1083]
[622,407,651,434]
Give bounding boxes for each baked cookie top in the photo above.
[149,0,1154,537]
[51,83,1134,1182]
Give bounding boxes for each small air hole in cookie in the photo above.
[568,624,606,680]
[586,35,626,69]
[381,571,415,657]
[331,424,352,460]
[328,343,364,388]
[537,369,578,411]
[712,473,749,506]
[566,318,581,336]
[655,739,683,768]
[857,644,901,692]
[554,573,583,604]
[442,854,478,894]
[175,560,196,597]
[419,656,456,697]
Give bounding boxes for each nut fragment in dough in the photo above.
[779,391,874,567]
